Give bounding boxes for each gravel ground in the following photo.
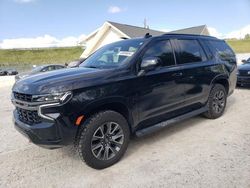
[0,76,250,188]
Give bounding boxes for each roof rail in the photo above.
[162,33,217,39]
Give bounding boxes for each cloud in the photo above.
[0,34,86,49]
[225,25,250,39]
[208,27,223,38]
[14,0,36,3]
[108,6,123,13]
[208,25,250,39]
[78,34,87,42]
[159,29,171,33]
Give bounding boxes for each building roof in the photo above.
[80,21,210,58]
[82,22,210,43]
[107,21,165,38]
[168,25,209,35]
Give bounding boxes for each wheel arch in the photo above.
[210,75,229,94]
[75,98,134,133]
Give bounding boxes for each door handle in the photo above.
[172,72,183,77]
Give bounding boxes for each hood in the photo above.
[238,63,250,71]
[16,72,29,77]
[12,67,112,94]
[17,69,40,77]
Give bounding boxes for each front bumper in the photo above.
[237,75,250,86]
[13,109,77,149]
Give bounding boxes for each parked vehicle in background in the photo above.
[67,58,86,68]
[12,34,237,169]
[0,69,7,76]
[6,68,18,75]
[237,58,250,87]
[241,58,250,64]
[15,64,65,81]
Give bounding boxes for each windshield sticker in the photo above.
[117,51,134,57]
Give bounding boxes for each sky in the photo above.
[0,0,250,49]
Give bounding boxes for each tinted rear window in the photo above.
[176,39,207,64]
[208,40,235,60]
[209,40,236,69]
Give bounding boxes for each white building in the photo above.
[79,21,210,58]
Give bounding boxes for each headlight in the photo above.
[32,91,72,103]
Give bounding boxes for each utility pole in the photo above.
[144,18,149,29]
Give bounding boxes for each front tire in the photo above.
[78,110,130,169]
[203,84,227,119]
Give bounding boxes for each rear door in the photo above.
[174,38,214,108]
[207,40,237,94]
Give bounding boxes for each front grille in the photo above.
[239,70,250,76]
[16,107,41,125]
[14,92,32,102]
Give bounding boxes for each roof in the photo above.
[107,21,165,38]
[168,25,208,35]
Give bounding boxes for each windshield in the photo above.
[32,66,44,72]
[80,39,145,69]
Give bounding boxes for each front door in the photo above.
[135,39,187,126]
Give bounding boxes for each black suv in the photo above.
[12,34,237,169]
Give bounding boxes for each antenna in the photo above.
[143,18,149,29]
[143,18,147,28]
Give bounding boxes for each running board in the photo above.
[135,107,208,137]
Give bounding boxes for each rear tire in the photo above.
[203,84,227,119]
[78,110,130,169]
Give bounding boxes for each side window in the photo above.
[55,65,64,70]
[143,40,175,67]
[47,66,55,71]
[177,39,207,64]
[208,40,236,69]
[208,40,235,61]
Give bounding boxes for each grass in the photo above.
[0,47,83,67]
[226,39,250,53]
[0,39,249,69]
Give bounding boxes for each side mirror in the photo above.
[138,57,160,76]
[242,59,247,63]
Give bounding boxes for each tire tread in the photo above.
[77,110,130,169]
[203,84,227,119]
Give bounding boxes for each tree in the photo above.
[245,34,250,40]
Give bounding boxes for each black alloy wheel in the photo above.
[91,122,124,160]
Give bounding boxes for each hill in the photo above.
[0,39,249,68]
[226,39,250,53]
[0,47,83,67]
